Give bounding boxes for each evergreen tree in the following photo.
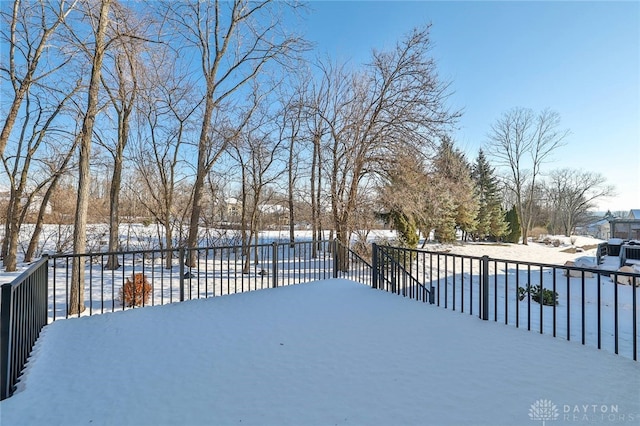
[433,191,457,243]
[472,149,508,241]
[504,205,521,243]
[389,210,420,248]
[488,203,509,241]
[432,138,479,241]
[379,151,429,246]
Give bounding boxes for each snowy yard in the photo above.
[1,278,639,425]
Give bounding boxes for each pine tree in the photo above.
[504,205,521,243]
[433,191,457,243]
[432,138,479,241]
[390,210,419,248]
[488,203,509,241]
[379,151,429,246]
[472,149,508,241]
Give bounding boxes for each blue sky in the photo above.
[300,1,639,212]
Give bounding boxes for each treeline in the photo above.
[1,0,614,286]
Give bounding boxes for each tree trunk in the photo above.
[288,135,295,247]
[0,86,27,158]
[69,0,112,316]
[164,216,173,270]
[186,79,216,267]
[105,156,122,269]
[239,166,250,273]
[4,200,20,272]
[310,133,318,258]
[25,180,56,262]
[186,145,206,266]
[335,226,350,273]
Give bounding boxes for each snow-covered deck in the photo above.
[1,279,638,425]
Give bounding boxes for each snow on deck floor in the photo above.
[1,279,639,426]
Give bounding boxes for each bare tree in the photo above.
[304,65,332,256]
[0,0,78,158]
[133,44,198,268]
[1,76,81,271]
[162,0,305,265]
[1,0,81,270]
[315,27,458,267]
[487,107,569,245]
[23,133,80,262]
[227,90,284,273]
[273,76,307,246]
[68,0,112,315]
[545,169,614,236]
[99,3,149,269]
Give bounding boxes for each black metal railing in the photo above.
[371,244,435,304]
[366,245,639,361]
[334,243,374,285]
[49,240,338,321]
[1,256,49,400]
[3,239,639,401]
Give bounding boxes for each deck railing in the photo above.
[364,245,639,362]
[49,240,339,321]
[2,240,639,401]
[1,256,49,400]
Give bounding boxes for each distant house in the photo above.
[609,209,640,240]
[583,218,611,240]
[224,198,240,221]
[258,204,288,215]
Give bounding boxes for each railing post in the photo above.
[481,255,489,320]
[42,254,49,326]
[272,242,278,288]
[371,243,378,289]
[332,239,339,279]
[179,248,185,302]
[1,283,13,400]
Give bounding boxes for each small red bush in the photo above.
[119,273,152,307]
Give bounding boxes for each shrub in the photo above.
[352,239,372,262]
[530,227,547,240]
[518,284,558,306]
[119,273,152,307]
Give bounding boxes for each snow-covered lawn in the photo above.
[1,279,639,425]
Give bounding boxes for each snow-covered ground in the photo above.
[1,278,639,426]
[1,231,639,425]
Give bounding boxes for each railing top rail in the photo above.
[377,245,640,277]
[378,248,428,291]
[48,247,179,259]
[379,245,487,262]
[47,240,331,260]
[1,256,49,290]
[344,247,372,269]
